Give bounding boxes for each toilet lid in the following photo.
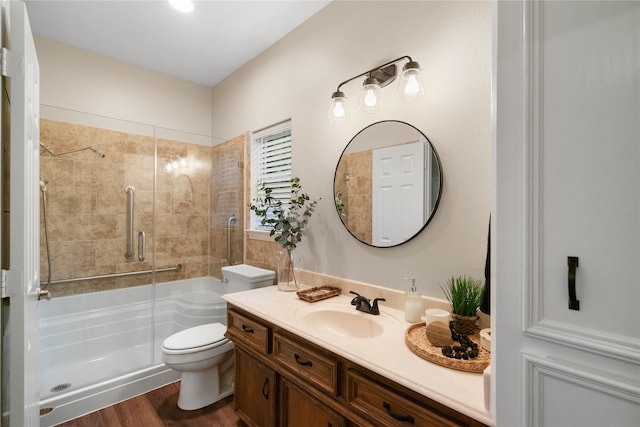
[163,323,227,351]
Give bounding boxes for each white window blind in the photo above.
[250,120,292,230]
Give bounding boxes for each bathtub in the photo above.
[38,277,228,426]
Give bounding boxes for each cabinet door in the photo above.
[280,378,346,427]
[235,348,277,427]
[495,1,640,425]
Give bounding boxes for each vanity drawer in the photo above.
[273,332,339,396]
[347,370,464,427]
[227,309,271,354]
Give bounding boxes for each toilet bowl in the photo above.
[161,264,275,410]
[162,323,234,410]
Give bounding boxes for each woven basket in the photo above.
[452,313,477,335]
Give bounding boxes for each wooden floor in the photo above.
[56,381,243,427]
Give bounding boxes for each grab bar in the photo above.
[124,185,135,260]
[138,231,146,262]
[227,214,236,264]
[39,264,182,286]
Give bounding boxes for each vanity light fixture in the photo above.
[165,155,188,173]
[329,56,424,122]
[168,0,194,13]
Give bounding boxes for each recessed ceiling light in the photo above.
[168,0,194,13]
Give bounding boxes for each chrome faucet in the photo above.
[349,291,386,315]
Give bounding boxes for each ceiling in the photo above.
[25,0,331,87]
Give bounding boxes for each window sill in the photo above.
[247,229,274,242]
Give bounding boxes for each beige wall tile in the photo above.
[41,119,215,297]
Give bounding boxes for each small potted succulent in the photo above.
[441,275,484,335]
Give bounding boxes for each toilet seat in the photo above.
[162,323,228,354]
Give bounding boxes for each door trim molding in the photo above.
[523,353,640,426]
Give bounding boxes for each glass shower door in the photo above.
[152,128,215,364]
[38,109,157,402]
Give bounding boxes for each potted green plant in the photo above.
[250,177,320,291]
[441,275,484,335]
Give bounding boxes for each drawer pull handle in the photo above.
[383,402,415,424]
[294,353,313,367]
[262,378,269,400]
[241,324,254,334]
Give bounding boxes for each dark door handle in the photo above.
[294,353,313,367]
[262,377,269,400]
[568,256,580,310]
[383,402,415,424]
[242,324,254,334]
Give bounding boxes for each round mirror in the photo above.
[333,120,442,247]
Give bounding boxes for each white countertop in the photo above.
[224,286,493,426]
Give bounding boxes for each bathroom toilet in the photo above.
[161,264,275,410]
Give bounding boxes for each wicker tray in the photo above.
[405,323,490,373]
[296,286,341,303]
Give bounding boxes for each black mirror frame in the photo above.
[333,120,443,248]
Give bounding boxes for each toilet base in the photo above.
[177,363,234,410]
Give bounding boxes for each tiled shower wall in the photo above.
[39,119,243,297]
[334,150,373,245]
[210,134,244,276]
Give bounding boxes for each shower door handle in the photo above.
[138,231,146,262]
[124,186,135,260]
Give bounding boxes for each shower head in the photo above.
[40,178,48,192]
[90,147,106,158]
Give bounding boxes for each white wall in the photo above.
[211,1,492,296]
[35,36,213,139]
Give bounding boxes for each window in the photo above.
[250,120,292,231]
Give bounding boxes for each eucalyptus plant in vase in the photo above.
[441,275,484,335]
[250,177,320,291]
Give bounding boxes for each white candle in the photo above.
[425,308,450,326]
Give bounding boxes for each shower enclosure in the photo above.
[37,108,245,424]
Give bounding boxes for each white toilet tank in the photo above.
[221,264,275,293]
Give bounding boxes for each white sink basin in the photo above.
[294,302,399,339]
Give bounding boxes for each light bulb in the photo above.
[179,157,187,168]
[333,102,346,117]
[165,162,173,173]
[329,91,349,122]
[403,72,421,96]
[359,77,382,114]
[363,87,378,107]
[398,61,424,101]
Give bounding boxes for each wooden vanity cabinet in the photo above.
[280,378,347,427]
[234,348,277,427]
[226,305,487,427]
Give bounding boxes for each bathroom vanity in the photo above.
[224,286,492,427]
